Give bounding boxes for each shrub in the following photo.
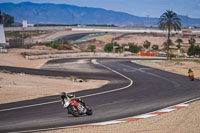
[43,40,72,50]
[122,43,141,53]
[88,45,96,52]
[143,40,151,49]
[104,42,119,53]
[152,44,159,51]
[127,43,141,53]
[188,44,200,57]
[188,38,196,45]
[169,53,176,60]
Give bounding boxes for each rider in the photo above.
[188,68,194,80]
[60,92,86,107]
[188,68,193,74]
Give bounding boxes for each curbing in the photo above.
[9,102,192,133]
[65,103,189,129]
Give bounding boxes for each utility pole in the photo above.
[146,15,150,28]
[2,12,5,26]
[71,13,75,25]
[186,13,189,28]
[37,10,39,31]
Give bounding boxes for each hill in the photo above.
[0,2,199,27]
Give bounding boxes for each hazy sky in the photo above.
[0,0,200,18]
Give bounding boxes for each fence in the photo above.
[7,39,24,48]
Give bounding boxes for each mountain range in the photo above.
[0,2,200,27]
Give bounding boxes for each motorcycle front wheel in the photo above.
[86,105,93,115]
[70,106,80,117]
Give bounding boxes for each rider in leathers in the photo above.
[60,92,86,108]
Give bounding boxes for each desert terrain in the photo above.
[78,32,200,52]
[1,31,200,133]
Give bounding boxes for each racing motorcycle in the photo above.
[189,72,194,81]
[64,97,93,117]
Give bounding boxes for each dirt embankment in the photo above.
[0,49,51,69]
[0,72,108,104]
[0,49,109,104]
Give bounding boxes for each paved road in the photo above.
[0,58,200,133]
[53,33,94,43]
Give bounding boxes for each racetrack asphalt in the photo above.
[0,58,200,133]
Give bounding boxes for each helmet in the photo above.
[67,93,75,99]
[60,92,66,99]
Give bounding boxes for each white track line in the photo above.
[80,59,133,98]
[0,59,133,112]
[0,100,61,112]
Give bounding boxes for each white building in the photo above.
[0,24,6,45]
[22,19,34,28]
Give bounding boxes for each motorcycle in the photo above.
[64,97,93,117]
[189,72,194,81]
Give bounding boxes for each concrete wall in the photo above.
[25,52,133,60]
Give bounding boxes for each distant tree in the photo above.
[104,42,119,53]
[126,43,141,53]
[187,44,195,57]
[187,45,200,57]
[3,13,14,27]
[88,45,96,52]
[187,38,198,57]
[175,38,183,50]
[195,46,200,57]
[188,38,196,45]
[163,39,174,50]
[0,9,14,26]
[143,40,151,49]
[159,10,181,59]
[0,10,3,24]
[152,44,159,51]
[163,42,168,50]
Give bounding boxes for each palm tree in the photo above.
[159,10,181,59]
[175,38,183,52]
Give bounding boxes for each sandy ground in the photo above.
[0,72,108,104]
[82,33,200,52]
[0,49,108,104]
[0,49,51,69]
[116,34,200,48]
[1,33,200,132]
[78,33,121,51]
